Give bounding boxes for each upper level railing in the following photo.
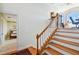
[36,12,59,55]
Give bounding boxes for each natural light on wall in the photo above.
[67,12,79,28]
[62,11,79,28]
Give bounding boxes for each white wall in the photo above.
[0,3,79,50]
[0,3,52,50]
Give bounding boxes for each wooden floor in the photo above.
[10,47,37,55]
[28,47,37,55]
[11,49,31,55]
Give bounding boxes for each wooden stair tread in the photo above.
[46,47,62,55]
[55,34,79,39]
[49,43,79,55]
[53,38,79,47]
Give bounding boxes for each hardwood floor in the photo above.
[10,47,37,55]
[27,47,37,55]
[11,48,31,55]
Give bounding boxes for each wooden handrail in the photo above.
[39,28,58,54]
[37,13,59,38]
[36,13,59,55]
[36,20,53,55]
[37,20,53,38]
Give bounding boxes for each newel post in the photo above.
[36,34,39,55]
[56,13,59,28]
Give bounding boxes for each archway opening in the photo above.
[61,7,79,29]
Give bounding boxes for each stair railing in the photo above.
[36,13,59,55]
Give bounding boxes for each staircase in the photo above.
[36,13,79,55]
[41,28,79,55]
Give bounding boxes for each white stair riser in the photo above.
[50,40,79,51]
[54,36,79,43]
[55,32,79,38]
[58,29,79,32]
[47,45,71,55]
